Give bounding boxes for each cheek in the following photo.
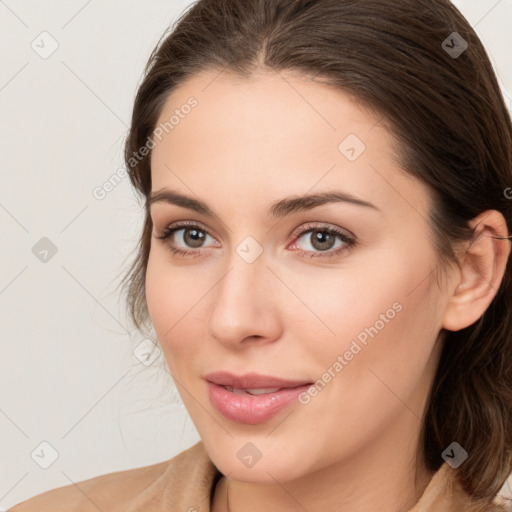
[145,251,170,330]
[145,252,186,355]
[145,249,212,371]
[276,249,434,359]
[322,261,442,428]
[296,275,442,468]
[310,245,442,389]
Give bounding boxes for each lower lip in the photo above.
[206,382,312,424]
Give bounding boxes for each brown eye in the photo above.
[155,222,218,258]
[309,230,337,251]
[290,223,356,259]
[181,227,206,248]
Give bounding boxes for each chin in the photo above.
[201,434,311,483]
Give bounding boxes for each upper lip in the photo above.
[205,371,313,389]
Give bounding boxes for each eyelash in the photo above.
[154,220,357,259]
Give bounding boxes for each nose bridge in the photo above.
[207,240,280,346]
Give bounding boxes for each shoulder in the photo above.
[411,462,512,512]
[467,496,512,512]
[9,441,220,512]
[484,496,512,512]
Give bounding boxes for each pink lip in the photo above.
[205,371,313,424]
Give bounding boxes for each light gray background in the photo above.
[1,0,511,509]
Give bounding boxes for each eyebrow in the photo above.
[147,188,380,219]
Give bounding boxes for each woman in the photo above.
[10,0,512,510]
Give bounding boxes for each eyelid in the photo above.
[155,219,216,240]
[290,221,355,241]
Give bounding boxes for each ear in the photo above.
[442,210,511,332]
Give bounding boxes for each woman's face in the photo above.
[146,69,453,483]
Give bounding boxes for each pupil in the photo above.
[313,231,334,251]
[186,228,205,248]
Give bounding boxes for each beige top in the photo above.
[9,441,511,511]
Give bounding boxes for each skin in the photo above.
[145,68,511,512]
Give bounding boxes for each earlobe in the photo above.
[441,210,511,332]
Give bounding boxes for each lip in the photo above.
[204,371,312,389]
[205,371,313,425]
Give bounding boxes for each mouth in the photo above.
[205,371,314,424]
[220,385,283,395]
[204,371,313,389]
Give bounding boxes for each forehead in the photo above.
[149,68,430,220]
[153,68,382,156]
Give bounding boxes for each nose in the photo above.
[207,248,283,350]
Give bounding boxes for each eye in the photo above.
[154,221,218,258]
[289,223,356,259]
[154,220,356,259]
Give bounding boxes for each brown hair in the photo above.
[118,0,512,504]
